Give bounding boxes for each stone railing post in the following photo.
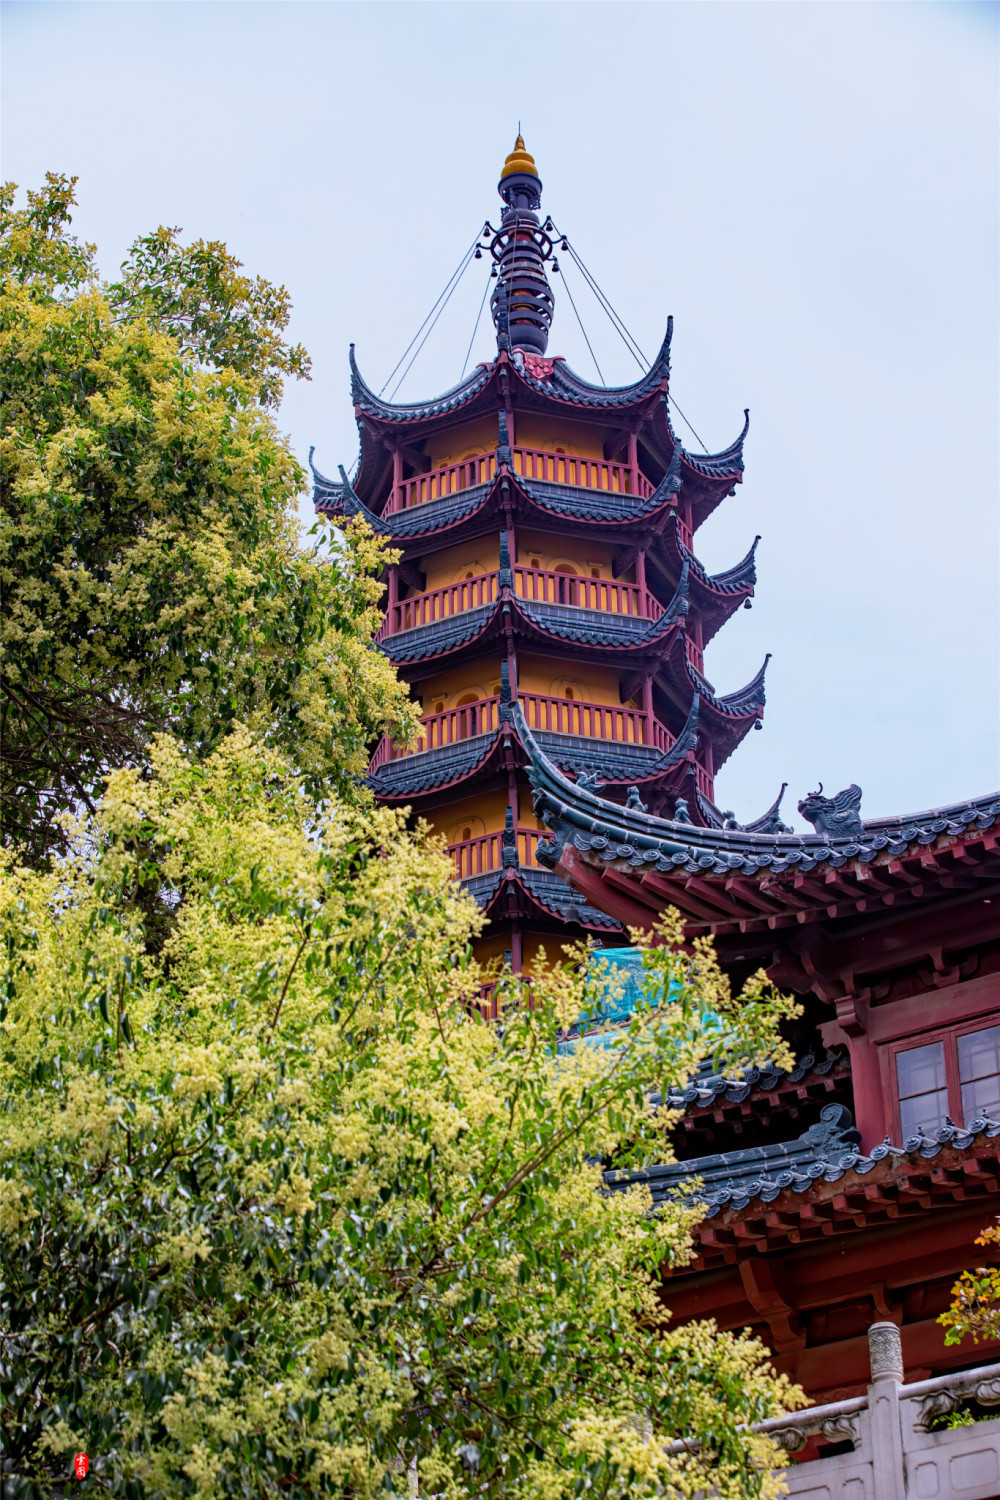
[868,1321,906,1499]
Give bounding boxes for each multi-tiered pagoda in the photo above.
[314,139,1000,1430]
[313,137,777,985]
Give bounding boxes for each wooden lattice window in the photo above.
[889,1021,1000,1138]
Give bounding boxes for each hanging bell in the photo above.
[474,247,482,259]
[551,258,560,274]
[560,239,569,252]
[491,265,499,278]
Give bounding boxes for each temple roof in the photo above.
[526,718,1000,883]
[464,867,621,933]
[606,1107,1000,1224]
[348,330,674,429]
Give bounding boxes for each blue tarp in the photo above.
[555,948,719,1055]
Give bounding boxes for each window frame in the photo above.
[884,1018,1000,1140]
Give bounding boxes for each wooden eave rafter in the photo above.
[682,1140,1000,1269]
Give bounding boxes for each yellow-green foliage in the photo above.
[2,730,803,1498]
[1,174,416,862]
[940,1222,1000,1347]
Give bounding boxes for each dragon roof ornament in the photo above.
[524,708,1000,880]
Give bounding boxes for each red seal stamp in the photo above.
[74,1453,89,1479]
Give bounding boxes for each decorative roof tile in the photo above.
[368,732,498,797]
[662,1046,846,1113]
[524,708,1000,880]
[606,1107,1000,1217]
[462,868,622,930]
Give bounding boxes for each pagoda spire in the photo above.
[490,136,554,356]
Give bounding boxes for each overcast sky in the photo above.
[5,0,998,826]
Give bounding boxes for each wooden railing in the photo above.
[514,565,658,618]
[368,695,502,770]
[447,826,544,879]
[391,446,654,512]
[519,691,674,752]
[512,447,652,498]
[394,454,495,511]
[369,692,676,770]
[379,572,500,637]
[377,566,661,641]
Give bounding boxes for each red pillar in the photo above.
[386,564,399,633]
[627,430,639,494]
[391,448,403,512]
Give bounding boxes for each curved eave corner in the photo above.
[349,343,494,426]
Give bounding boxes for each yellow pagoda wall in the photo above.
[419,538,501,591]
[418,658,504,716]
[512,415,607,460]
[515,529,627,580]
[516,654,632,709]
[425,416,499,469]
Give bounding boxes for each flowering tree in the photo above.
[2,730,803,1499]
[940,1222,1000,1347]
[1,175,414,864]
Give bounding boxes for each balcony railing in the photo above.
[447,826,544,879]
[521,691,673,751]
[390,445,654,512]
[377,566,662,641]
[380,572,500,637]
[369,696,502,771]
[369,691,676,771]
[514,565,658,618]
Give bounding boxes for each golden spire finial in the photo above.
[501,134,538,181]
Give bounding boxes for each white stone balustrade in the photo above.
[767,1323,1000,1499]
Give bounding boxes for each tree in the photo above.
[939,1221,1000,1347]
[1,175,414,863]
[1,729,803,1499]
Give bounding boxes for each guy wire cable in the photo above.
[547,220,648,370]
[565,242,647,370]
[379,223,488,397]
[568,246,647,370]
[666,396,710,454]
[550,219,711,452]
[460,256,493,382]
[389,239,481,401]
[555,255,604,385]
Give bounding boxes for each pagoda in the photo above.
[311,137,1000,1446]
[312,137,776,985]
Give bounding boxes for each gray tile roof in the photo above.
[606,1106,1000,1218]
[525,709,1000,880]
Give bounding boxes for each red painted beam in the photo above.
[556,844,655,931]
[771,1316,1000,1399]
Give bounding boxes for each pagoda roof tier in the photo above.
[313,382,746,532]
[647,512,757,647]
[368,698,705,815]
[370,729,511,803]
[380,568,691,672]
[648,639,767,771]
[463,866,622,934]
[349,330,673,430]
